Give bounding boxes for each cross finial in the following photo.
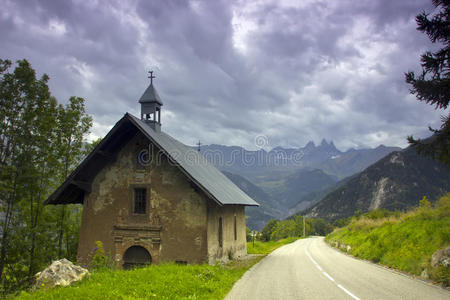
[148,71,156,85]
[196,140,202,152]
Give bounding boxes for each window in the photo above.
[134,188,146,214]
[218,217,223,247]
[234,215,237,241]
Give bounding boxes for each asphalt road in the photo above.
[226,237,449,300]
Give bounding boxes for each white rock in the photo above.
[34,258,89,290]
[430,246,450,268]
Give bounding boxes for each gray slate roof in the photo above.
[128,114,258,206]
[138,84,163,105]
[46,112,258,207]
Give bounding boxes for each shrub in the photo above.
[260,219,279,241]
[90,241,114,271]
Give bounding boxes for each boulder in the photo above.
[431,246,450,268]
[34,258,89,290]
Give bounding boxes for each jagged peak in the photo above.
[304,141,316,148]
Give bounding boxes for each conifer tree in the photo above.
[405,0,450,165]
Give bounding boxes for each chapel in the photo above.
[46,73,259,268]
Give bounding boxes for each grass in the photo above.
[15,259,262,300]
[247,237,298,255]
[326,194,450,285]
[15,238,295,299]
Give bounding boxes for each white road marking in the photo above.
[338,284,360,300]
[322,271,335,282]
[305,240,360,300]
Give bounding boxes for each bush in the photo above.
[270,220,296,240]
[260,219,279,241]
[90,241,114,271]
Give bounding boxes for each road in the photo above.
[226,237,449,300]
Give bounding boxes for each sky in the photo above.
[1,0,446,151]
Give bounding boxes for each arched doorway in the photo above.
[123,246,152,269]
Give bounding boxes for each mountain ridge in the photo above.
[300,146,450,221]
[198,140,401,181]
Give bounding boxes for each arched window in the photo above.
[123,246,152,269]
[218,217,223,248]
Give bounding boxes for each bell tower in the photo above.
[139,71,163,132]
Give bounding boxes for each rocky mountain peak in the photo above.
[304,141,316,149]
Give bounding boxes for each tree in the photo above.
[0,59,92,293]
[55,97,92,258]
[260,219,278,241]
[270,219,295,240]
[309,218,332,236]
[0,58,59,289]
[405,0,450,165]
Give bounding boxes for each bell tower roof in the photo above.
[139,71,162,132]
[138,71,163,105]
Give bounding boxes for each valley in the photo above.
[200,140,449,230]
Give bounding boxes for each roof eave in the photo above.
[44,114,132,205]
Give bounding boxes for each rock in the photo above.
[340,243,349,251]
[421,269,429,279]
[431,247,450,268]
[346,245,352,252]
[34,258,89,290]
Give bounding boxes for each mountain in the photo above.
[198,139,340,171]
[315,145,401,179]
[264,168,339,214]
[222,171,282,230]
[301,139,342,165]
[302,146,450,221]
[287,175,355,215]
[199,140,398,178]
[197,140,400,226]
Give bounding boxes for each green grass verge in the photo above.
[15,235,297,299]
[326,194,450,285]
[247,237,298,255]
[15,259,263,300]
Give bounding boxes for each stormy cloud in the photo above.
[0,0,445,151]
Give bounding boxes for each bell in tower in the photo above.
[139,71,163,132]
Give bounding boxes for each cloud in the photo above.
[0,0,444,152]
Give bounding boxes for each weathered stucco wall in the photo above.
[77,132,209,267]
[206,203,247,264]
